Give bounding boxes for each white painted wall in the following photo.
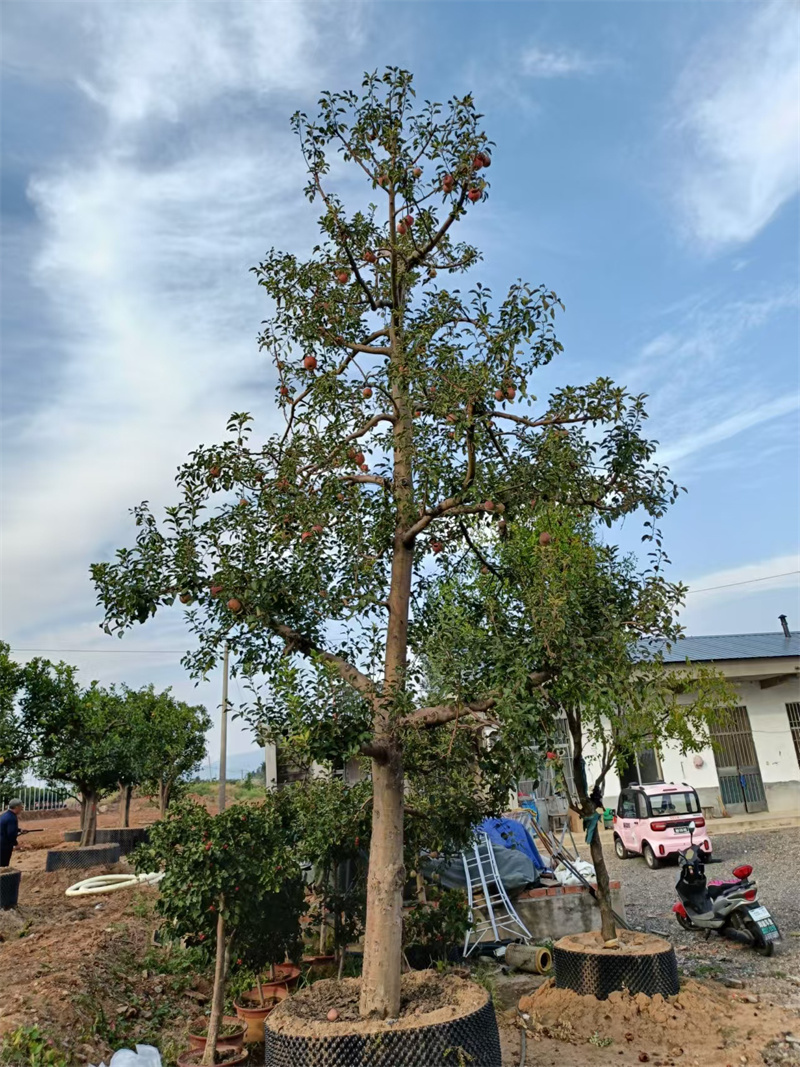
[582,676,800,813]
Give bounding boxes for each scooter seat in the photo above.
[707,881,736,900]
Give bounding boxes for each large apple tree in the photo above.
[92,69,679,1017]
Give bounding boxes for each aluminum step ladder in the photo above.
[461,832,532,957]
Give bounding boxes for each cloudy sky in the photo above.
[2,1,799,764]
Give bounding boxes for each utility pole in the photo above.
[218,642,229,813]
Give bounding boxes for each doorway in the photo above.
[710,706,767,814]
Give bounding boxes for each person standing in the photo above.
[0,799,24,867]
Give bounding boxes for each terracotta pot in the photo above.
[271,961,301,987]
[176,1044,248,1066]
[302,953,336,968]
[233,984,288,1043]
[187,1016,246,1052]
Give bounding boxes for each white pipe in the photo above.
[65,872,164,897]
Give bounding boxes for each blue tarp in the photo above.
[478,816,545,871]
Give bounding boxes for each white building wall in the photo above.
[582,676,800,816]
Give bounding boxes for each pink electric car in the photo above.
[613,782,712,869]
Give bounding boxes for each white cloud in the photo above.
[623,289,799,471]
[678,554,800,635]
[520,45,604,79]
[671,1,800,248]
[0,2,363,651]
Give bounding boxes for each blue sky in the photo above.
[2,1,799,760]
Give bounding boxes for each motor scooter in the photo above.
[672,820,780,956]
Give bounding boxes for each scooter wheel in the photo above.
[675,912,695,932]
[744,917,774,957]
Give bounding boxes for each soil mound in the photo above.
[519,977,798,1066]
[268,970,488,1037]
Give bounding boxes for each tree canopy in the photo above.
[92,68,683,1018]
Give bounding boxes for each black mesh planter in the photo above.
[1,869,22,909]
[96,827,150,855]
[63,830,82,843]
[553,932,679,1000]
[264,987,501,1067]
[45,843,121,871]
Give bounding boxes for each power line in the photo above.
[10,648,189,655]
[686,569,800,595]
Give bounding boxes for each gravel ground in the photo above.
[599,827,800,987]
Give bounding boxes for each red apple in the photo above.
[397,221,407,236]
[227,598,242,613]
[359,462,369,472]
[301,531,313,541]
[539,532,552,546]
[279,386,289,398]
[180,593,192,604]
[472,154,484,170]
[467,188,482,203]
[364,249,377,264]
[431,541,444,554]
[484,500,495,511]
[404,215,414,226]
[239,498,248,507]
[506,385,516,400]
[362,386,373,398]
[210,584,224,597]
[209,465,221,477]
[479,152,491,168]
[412,166,422,178]
[335,270,350,285]
[303,354,318,371]
[354,451,365,465]
[311,524,324,535]
[494,389,504,401]
[442,173,455,192]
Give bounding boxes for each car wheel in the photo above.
[643,843,661,870]
[614,836,630,860]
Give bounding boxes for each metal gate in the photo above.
[710,706,767,814]
[787,703,800,768]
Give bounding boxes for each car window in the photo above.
[618,793,637,818]
[635,792,649,818]
[648,792,700,815]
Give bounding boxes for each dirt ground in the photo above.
[2,802,799,1066]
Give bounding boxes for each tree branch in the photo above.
[407,185,468,269]
[488,411,593,430]
[401,672,549,729]
[268,622,376,702]
[403,502,491,545]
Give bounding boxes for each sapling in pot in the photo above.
[134,796,298,1064]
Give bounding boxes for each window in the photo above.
[788,703,800,768]
[618,792,636,818]
[646,791,701,816]
[635,792,649,818]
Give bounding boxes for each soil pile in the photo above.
[555,929,672,956]
[519,977,799,1066]
[268,970,488,1037]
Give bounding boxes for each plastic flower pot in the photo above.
[301,953,336,968]
[176,1044,248,1066]
[271,962,301,988]
[233,984,288,1043]
[187,1016,246,1052]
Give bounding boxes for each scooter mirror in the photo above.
[688,820,696,833]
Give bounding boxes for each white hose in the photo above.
[65,872,164,897]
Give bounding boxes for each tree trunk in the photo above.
[119,783,132,828]
[202,905,229,1066]
[359,478,414,1016]
[588,825,617,942]
[79,791,98,847]
[567,711,616,942]
[159,778,172,815]
[79,794,87,832]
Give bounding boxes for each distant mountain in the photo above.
[197,747,266,781]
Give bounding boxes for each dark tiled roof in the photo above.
[647,632,800,664]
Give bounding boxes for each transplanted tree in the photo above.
[92,69,681,1017]
[134,685,211,815]
[20,663,128,845]
[0,642,31,796]
[421,507,734,941]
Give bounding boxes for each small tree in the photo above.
[135,797,299,1064]
[93,69,679,1017]
[20,663,127,845]
[131,685,210,815]
[422,508,734,940]
[0,642,30,796]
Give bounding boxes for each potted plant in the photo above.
[134,795,298,1065]
[231,876,306,1041]
[289,776,371,979]
[187,1016,246,1051]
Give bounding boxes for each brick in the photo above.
[546,887,559,896]
[563,885,583,894]
[527,887,547,898]
[609,880,621,890]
